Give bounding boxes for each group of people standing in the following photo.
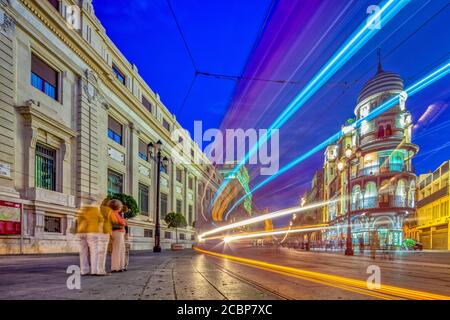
[77,198,129,275]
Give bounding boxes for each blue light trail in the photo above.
[224,58,450,220]
[212,0,410,212]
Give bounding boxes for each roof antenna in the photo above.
[377,48,383,73]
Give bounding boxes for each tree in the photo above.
[164,212,187,244]
[107,193,138,219]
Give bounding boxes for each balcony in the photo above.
[351,196,413,211]
[356,163,412,178]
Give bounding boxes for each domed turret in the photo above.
[357,62,404,104]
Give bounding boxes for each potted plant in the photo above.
[164,212,187,251]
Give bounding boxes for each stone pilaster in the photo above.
[76,70,100,205]
[0,7,16,194]
[128,123,139,201]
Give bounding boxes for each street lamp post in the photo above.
[148,140,169,253]
[338,146,355,256]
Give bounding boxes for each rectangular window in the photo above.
[176,199,182,214]
[139,184,149,215]
[31,54,58,100]
[188,177,193,190]
[190,148,195,159]
[138,139,148,161]
[48,0,59,10]
[144,229,153,238]
[35,144,56,191]
[163,118,170,132]
[160,193,168,219]
[188,205,193,225]
[179,233,185,240]
[191,234,195,241]
[160,161,168,174]
[107,169,123,195]
[176,168,182,183]
[164,231,172,239]
[142,96,153,113]
[108,116,123,145]
[112,64,125,85]
[44,216,61,233]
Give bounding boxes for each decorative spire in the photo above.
[377,48,383,73]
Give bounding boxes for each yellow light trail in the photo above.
[199,199,338,240]
[194,247,450,300]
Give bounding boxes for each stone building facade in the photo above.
[0,0,222,254]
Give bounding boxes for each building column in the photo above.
[183,168,188,219]
[128,124,139,201]
[169,159,175,213]
[0,8,16,197]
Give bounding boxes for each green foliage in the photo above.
[107,193,139,219]
[164,212,187,229]
[165,212,187,243]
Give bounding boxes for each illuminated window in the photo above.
[386,124,393,136]
[377,125,385,138]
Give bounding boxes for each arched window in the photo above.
[352,185,361,210]
[379,180,391,207]
[377,125,385,138]
[386,124,393,136]
[364,182,377,208]
[396,180,407,207]
[408,181,415,207]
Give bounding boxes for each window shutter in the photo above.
[108,116,122,135]
[31,54,57,87]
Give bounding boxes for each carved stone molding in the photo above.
[0,8,15,36]
[83,69,99,103]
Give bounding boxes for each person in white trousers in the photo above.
[109,199,127,272]
[77,201,104,275]
[97,198,113,275]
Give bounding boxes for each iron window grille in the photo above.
[35,144,56,191]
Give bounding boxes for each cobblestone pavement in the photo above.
[1,247,449,300]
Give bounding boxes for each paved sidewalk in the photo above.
[0,250,280,300]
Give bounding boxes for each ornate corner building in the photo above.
[321,61,418,248]
[0,0,222,254]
